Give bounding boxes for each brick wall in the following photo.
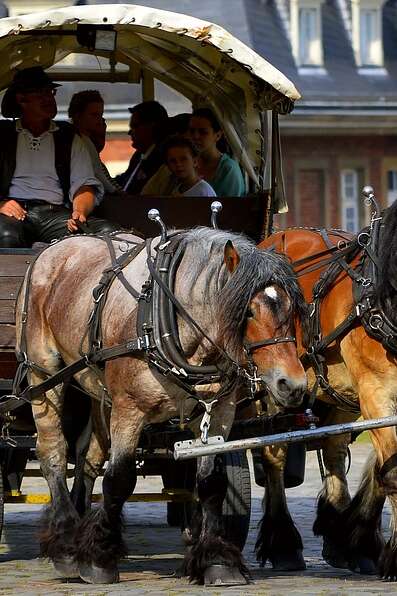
[281,134,397,229]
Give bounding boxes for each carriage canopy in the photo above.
[0,4,300,209]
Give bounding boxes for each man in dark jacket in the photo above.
[0,66,118,248]
[115,101,168,195]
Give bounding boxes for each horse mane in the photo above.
[179,227,307,358]
[377,201,397,311]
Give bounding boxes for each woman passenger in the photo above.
[189,108,246,197]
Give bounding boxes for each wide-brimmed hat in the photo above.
[1,66,61,118]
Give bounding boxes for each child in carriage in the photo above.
[164,136,216,197]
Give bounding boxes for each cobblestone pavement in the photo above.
[0,443,395,595]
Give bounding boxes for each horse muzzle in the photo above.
[262,369,307,409]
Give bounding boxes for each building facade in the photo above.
[2,0,397,229]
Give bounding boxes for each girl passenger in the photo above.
[189,108,246,197]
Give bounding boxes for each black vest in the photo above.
[0,120,75,203]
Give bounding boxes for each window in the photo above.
[360,8,379,65]
[291,0,324,68]
[341,170,359,232]
[299,8,318,65]
[351,1,384,69]
[387,170,397,206]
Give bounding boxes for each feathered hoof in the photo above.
[53,556,79,578]
[379,540,397,581]
[204,564,250,586]
[270,550,306,571]
[348,556,378,575]
[79,562,119,584]
[322,539,349,569]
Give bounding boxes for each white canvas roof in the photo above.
[0,3,300,196]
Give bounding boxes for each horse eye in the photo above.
[247,307,254,319]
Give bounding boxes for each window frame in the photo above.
[340,169,360,232]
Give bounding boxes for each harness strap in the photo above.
[295,242,357,278]
[146,241,234,372]
[85,238,146,357]
[244,335,296,353]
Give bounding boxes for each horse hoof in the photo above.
[322,541,349,569]
[349,557,378,575]
[271,550,306,571]
[53,556,79,578]
[204,565,249,586]
[79,562,119,584]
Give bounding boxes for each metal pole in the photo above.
[173,414,397,460]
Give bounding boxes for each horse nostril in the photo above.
[277,378,291,395]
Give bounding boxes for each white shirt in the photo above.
[176,179,217,197]
[81,135,117,194]
[8,120,104,205]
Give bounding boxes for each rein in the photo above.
[1,231,291,422]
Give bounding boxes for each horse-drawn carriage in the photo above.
[0,3,311,585]
[1,2,397,588]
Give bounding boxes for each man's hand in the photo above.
[67,210,87,233]
[67,186,95,233]
[0,199,26,221]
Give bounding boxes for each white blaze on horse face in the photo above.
[264,286,278,301]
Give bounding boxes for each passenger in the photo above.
[189,108,246,197]
[68,89,119,193]
[141,112,191,196]
[115,100,168,194]
[164,137,216,197]
[0,66,118,248]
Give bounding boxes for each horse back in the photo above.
[260,228,355,303]
[16,234,144,359]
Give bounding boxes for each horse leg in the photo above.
[312,410,354,569]
[335,451,385,574]
[31,372,80,577]
[359,396,397,580]
[75,398,143,584]
[184,453,249,585]
[255,444,305,570]
[71,401,110,517]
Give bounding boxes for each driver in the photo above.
[0,66,119,248]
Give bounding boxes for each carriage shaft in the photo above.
[173,415,397,460]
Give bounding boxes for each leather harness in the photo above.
[291,203,394,413]
[1,231,295,420]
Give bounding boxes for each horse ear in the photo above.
[224,240,240,273]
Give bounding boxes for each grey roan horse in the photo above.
[16,227,307,585]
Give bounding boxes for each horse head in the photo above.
[223,240,307,409]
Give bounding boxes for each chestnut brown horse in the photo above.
[16,227,307,585]
[257,203,397,580]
